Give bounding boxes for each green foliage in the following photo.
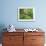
[19,9,33,19]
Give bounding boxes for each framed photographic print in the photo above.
[18,7,35,21]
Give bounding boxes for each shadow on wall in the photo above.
[0,24,7,43]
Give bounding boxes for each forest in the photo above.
[19,9,33,19]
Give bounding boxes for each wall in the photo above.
[0,0,46,30]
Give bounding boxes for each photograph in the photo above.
[18,7,35,21]
[0,0,45,46]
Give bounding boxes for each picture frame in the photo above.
[18,7,35,21]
